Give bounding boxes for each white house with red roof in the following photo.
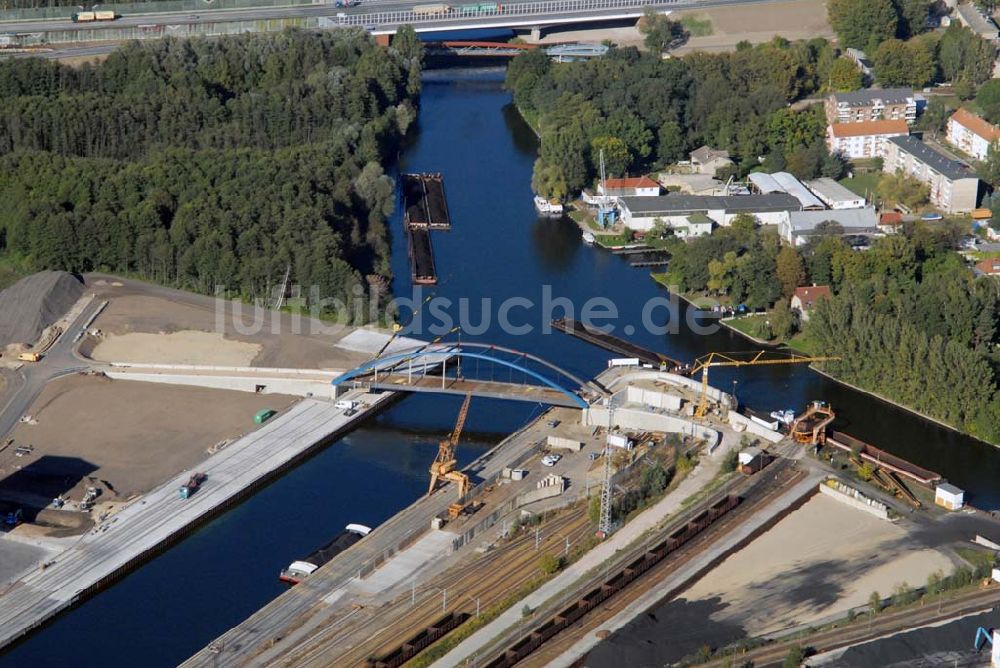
[598,177,661,199]
[947,108,1000,161]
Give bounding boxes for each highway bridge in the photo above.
[0,0,682,46]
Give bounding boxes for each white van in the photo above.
[335,399,358,411]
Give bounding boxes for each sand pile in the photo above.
[0,271,84,347]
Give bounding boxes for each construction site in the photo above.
[2,269,1000,668]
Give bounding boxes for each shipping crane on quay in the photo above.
[428,392,473,501]
[690,351,841,419]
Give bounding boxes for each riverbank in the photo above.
[647,271,995,448]
[810,365,996,450]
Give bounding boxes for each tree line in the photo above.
[664,215,1000,442]
[0,29,425,319]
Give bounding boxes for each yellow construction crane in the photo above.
[689,351,840,418]
[428,393,472,498]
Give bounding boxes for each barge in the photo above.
[551,318,683,370]
[408,227,438,285]
[279,523,372,585]
[403,173,451,230]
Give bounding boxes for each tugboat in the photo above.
[279,524,372,585]
[533,195,564,217]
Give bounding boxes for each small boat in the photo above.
[534,195,564,217]
[582,232,596,245]
[279,523,372,585]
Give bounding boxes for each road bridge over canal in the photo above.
[332,341,606,408]
[0,0,689,46]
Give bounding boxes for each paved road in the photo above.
[0,297,103,443]
[0,392,383,651]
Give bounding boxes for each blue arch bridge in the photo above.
[330,342,608,409]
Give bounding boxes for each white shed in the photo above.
[935,483,965,510]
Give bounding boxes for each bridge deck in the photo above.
[356,374,586,408]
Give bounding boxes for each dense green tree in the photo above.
[873,38,935,87]
[937,24,996,86]
[776,245,806,298]
[977,79,1000,124]
[826,57,864,91]
[879,170,930,209]
[896,0,931,39]
[638,9,686,52]
[827,0,898,52]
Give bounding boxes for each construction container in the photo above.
[254,409,277,424]
[607,433,633,450]
[935,483,964,510]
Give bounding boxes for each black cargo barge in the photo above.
[402,173,451,230]
[408,227,437,285]
[551,318,683,370]
[279,524,372,585]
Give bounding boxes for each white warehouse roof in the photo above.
[805,178,867,208]
[749,171,824,209]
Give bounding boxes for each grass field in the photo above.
[725,314,772,341]
[680,15,713,36]
[839,172,880,199]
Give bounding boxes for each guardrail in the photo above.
[332,0,675,28]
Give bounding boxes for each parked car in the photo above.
[542,454,562,467]
[546,419,560,428]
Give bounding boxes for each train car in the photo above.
[412,3,451,15]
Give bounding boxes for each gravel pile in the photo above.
[0,271,84,347]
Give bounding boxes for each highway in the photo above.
[0,0,681,39]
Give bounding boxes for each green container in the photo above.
[254,409,277,424]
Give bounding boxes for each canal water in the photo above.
[3,66,999,667]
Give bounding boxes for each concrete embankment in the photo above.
[0,391,390,651]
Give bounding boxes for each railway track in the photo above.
[278,503,593,667]
[478,458,805,667]
[701,585,1000,668]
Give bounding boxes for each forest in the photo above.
[0,29,425,319]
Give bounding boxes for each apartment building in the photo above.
[825,88,917,125]
[946,108,1000,161]
[827,119,910,159]
[883,135,980,213]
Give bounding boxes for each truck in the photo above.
[335,399,359,411]
[17,352,41,363]
[179,472,207,500]
[413,3,451,14]
[458,2,500,11]
[254,408,277,424]
[334,0,359,6]
[607,358,640,368]
[71,10,118,22]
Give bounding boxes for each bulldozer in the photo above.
[428,393,472,499]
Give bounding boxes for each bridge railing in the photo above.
[333,0,676,28]
[0,0,312,24]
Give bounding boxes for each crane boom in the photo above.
[428,393,473,498]
[690,351,840,418]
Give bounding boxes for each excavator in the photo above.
[428,393,472,513]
